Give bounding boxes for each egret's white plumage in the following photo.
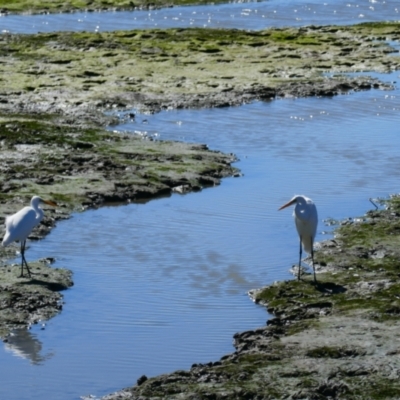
[2,196,57,278]
[279,195,318,281]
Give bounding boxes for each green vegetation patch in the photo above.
[306,345,366,359]
[0,0,234,15]
[0,112,238,212]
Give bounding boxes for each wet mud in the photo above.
[0,0,228,15]
[0,260,73,338]
[1,24,399,117]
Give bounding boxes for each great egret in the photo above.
[2,196,57,278]
[278,195,318,282]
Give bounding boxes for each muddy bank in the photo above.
[0,113,238,212]
[0,260,73,338]
[102,196,400,399]
[0,0,227,15]
[1,23,399,118]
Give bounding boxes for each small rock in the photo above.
[137,375,148,386]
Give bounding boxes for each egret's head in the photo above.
[278,196,298,211]
[31,196,57,207]
[278,195,312,211]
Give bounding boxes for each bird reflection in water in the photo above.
[3,328,54,365]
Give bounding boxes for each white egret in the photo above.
[278,195,318,282]
[2,196,57,278]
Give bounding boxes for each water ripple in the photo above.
[1,0,400,33]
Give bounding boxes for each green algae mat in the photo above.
[1,23,400,116]
[0,0,227,14]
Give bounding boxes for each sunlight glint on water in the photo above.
[1,0,400,33]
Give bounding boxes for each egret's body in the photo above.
[2,196,57,278]
[279,195,318,281]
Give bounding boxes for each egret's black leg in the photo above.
[298,236,302,280]
[19,241,24,277]
[19,240,32,278]
[311,236,316,282]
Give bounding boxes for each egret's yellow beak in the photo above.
[43,199,57,207]
[278,198,296,211]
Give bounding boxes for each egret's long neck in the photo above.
[35,207,44,220]
[31,201,44,220]
[295,201,309,221]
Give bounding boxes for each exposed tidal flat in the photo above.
[1,23,400,116]
[0,0,230,15]
[1,14,400,400]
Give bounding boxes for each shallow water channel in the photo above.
[1,2,400,400]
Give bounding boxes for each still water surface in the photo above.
[1,2,400,399]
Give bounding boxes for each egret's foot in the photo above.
[18,266,35,278]
[18,271,33,278]
[289,264,308,279]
